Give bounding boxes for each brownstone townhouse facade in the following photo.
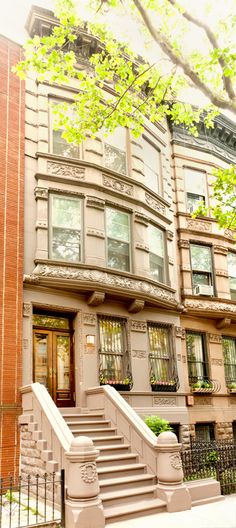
[21,6,236,450]
[0,35,24,478]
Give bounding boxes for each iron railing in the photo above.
[0,470,64,528]
[189,375,220,393]
[181,440,236,495]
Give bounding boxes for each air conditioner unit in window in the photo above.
[194,284,214,296]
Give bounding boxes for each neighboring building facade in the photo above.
[0,35,24,478]
[22,7,236,449]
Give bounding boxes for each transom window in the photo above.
[106,207,130,272]
[185,168,207,213]
[50,100,80,159]
[190,244,213,294]
[103,127,127,175]
[223,337,236,388]
[148,324,175,383]
[148,224,166,283]
[228,252,236,301]
[142,136,160,194]
[186,331,208,383]
[49,194,81,262]
[98,316,128,382]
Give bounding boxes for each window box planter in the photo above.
[100,381,132,391]
[151,381,177,392]
[191,382,213,393]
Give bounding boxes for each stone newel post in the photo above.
[65,436,105,528]
[156,431,191,513]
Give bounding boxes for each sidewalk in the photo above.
[110,495,236,528]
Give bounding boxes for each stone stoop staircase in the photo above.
[60,408,167,523]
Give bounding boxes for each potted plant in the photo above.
[150,374,177,392]
[191,379,213,393]
[228,382,236,393]
[99,373,133,391]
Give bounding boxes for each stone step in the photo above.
[97,444,130,456]
[90,435,124,446]
[101,485,157,508]
[99,473,155,493]
[97,453,138,468]
[62,413,104,423]
[67,420,111,430]
[104,498,166,523]
[72,427,117,437]
[97,463,147,480]
[46,460,59,473]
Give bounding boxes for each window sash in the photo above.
[190,244,212,273]
[148,224,165,283]
[186,332,207,379]
[106,208,130,272]
[103,127,127,175]
[50,100,80,159]
[187,193,205,213]
[50,194,81,262]
[98,317,127,381]
[148,325,173,381]
[142,137,160,193]
[185,169,207,196]
[223,337,236,383]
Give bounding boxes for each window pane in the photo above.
[104,127,127,175]
[108,239,130,271]
[99,317,126,381]
[150,253,164,282]
[53,129,80,158]
[192,273,211,286]
[223,338,236,383]
[186,333,205,378]
[148,325,171,381]
[187,193,205,213]
[52,196,81,229]
[142,138,160,193]
[107,209,130,242]
[148,225,164,257]
[34,333,48,387]
[57,335,70,390]
[33,314,69,329]
[185,169,206,196]
[52,227,80,262]
[228,252,236,278]
[190,244,212,272]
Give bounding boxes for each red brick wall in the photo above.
[0,36,24,479]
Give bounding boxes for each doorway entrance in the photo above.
[33,313,75,407]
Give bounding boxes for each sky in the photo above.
[0,0,54,44]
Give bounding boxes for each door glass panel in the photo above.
[56,335,70,390]
[34,333,48,388]
[33,314,69,329]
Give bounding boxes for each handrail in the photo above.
[21,383,73,451]
[86,385,159,449]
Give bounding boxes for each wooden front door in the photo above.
[33,318,74,406]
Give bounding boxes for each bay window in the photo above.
[106,207,130,272]
[184,168,207,213]
[104,127,127,175]
[228,252,236,300]
[142,136,160,194]
[49,194,81,262]
[148,224,166,283]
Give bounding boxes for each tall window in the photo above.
[190,244,213,293]
[148,224,166,283]
[223,337,236,388]
[148,324,174,382]
[186,331,208,382]
[98,316,127,382]
[104,127,127,175]
[49,194,81,262]
[228,252,236,301]
[50,100,80,159]
[184,168,207,213]
[106,207,130,272]
[142,136,160,194]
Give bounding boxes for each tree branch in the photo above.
[167,0,236,102]
[132,0,236,115]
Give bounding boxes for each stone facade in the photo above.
[0,36,24,478]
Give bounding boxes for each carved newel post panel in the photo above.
[156,431,191,512]
[65,436,105,528]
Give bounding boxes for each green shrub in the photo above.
[144,415,172,436]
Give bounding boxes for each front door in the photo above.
[33,314,74,406]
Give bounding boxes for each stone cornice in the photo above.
[171,113,236,165]
[24,262,178,309]
[183,296,236,320]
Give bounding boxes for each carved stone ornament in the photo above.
[177,353,181,361]
[136,242,149,253]
[131,320,147,332]
[194,396,213,406]
[167,230,174,241]
[36,220,47,229]
[128,299,145,313]
[208,334,222,344]
[145,193,165,215]
[47,161,85,179]
[86,196,105,210]
[213,245,228,256]
[224,228,235,240]
[153,397,176,406]
[83,313,96,326]
[184,298,236,316]
[134,212,149,226]
[23,303,31,317]
[103,175,134,196]
[86,228,105,239]
[175,327,186,339]
[182,355,187,363]
[80,462,97,484]
[186,218,212,233]
[31,265,177,305]
[215,269,228,277]
[34,187,48,199]
[87,291,105,307]
[178,239,190,249]
[211,358,223,366]
[132,350,147,359]
[169,453,182,470]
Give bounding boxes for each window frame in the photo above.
[49,97,81,159]
[103,127,128,176]
[195,422,215,442]
[186,330,209,384]
[98,315,130,383]
[227,251,236,301]
[190,242,215,294]
[148,223,167,284]
[48,192,83,263]
[222,336,236,388]
[184,167,208,214]
[105,206,132,273]
[147,322,178,386]
[142,134,161,195]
